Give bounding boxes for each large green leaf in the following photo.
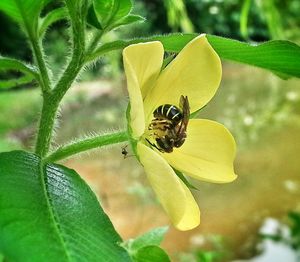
[0,0,46,36]
[206,35,300,78]
[0,151,130,262]
[87,33,300,79]
[93,0,132,29]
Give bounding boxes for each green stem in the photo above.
[35,52,85,157]
[45,131,128,162]
[30,36,54,156]
[35,1,87,157]
[16,1,51,93]
[35,95,60,157]
[31,38,51,94]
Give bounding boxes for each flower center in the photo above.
[145,96,190,153]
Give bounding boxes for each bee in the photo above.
[147,95,190,153]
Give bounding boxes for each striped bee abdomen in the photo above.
[153,104,182,123]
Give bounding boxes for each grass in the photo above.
[0,88,41,150]
[0,88,41,133]
[0,79,127,151]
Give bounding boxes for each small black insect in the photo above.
[147,95,190,153]
[121,145,129,158]
[121,145,133,159]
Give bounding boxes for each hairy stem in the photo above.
[35,95,60,157]
[17,1,51,93]
[31,39,51,94]
[35,54,85,157]
[35,1,88,157]
[45,131,128,162]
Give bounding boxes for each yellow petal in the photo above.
[143,34,222,121]
[163,119,237,183]
[123,41,164,99]
[137,142,200,230]
[123,41,164,138]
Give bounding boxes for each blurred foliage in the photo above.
[91,0,300,77]
[149,0,300,41]
[0,88,41,150]
[1,0,299,81]
[253,0,284,40]
[163,0,194,32]
[196,64,300,148]
[260,212,300,252]
[289,212,300,251]
[0,13,31,61]
[44,27,68,78]
[178,234,232,262]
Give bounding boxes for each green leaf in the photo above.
[39,7,68,38]
[87,34,195,60]
[0,57,39,77]
[0,0,45,36]
[122,227,170,261]
[0,75,35,89]
[87,33,300,79]
[162,53,176,69]
[206,35,300,79]
[0,57,39,88]
[0,151,130,262]
[93,0,132,29]
[129,227,169,251]
[109,14,145,30]
[87,4,103,29]
[134,246,171,262]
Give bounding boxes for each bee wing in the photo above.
[179,95,185,109]
[177,96,190,135]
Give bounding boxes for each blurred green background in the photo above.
[0,0,300,261]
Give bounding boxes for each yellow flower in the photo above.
[123,35,237,231]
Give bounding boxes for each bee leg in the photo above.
[145,138,163,152]
[156,137,173,153]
